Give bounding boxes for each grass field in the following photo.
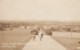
[52,35,80,50]
[0,28,32,50]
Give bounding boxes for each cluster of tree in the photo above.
[49,25,80,32]
[0,23,20,31]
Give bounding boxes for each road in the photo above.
[22,35,66,50]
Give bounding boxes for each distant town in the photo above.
[0,21,80,33]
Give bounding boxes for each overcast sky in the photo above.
[0,0,80,22]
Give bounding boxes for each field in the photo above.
[52,34,80,50]
[0,28,32,50]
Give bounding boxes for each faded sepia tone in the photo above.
[0,0,80,50]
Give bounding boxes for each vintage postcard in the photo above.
[0,0,80,50]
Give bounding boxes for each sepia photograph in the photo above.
[0,0,80,50]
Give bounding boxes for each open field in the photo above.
[52,35,80,50]
[0,28,32,50]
